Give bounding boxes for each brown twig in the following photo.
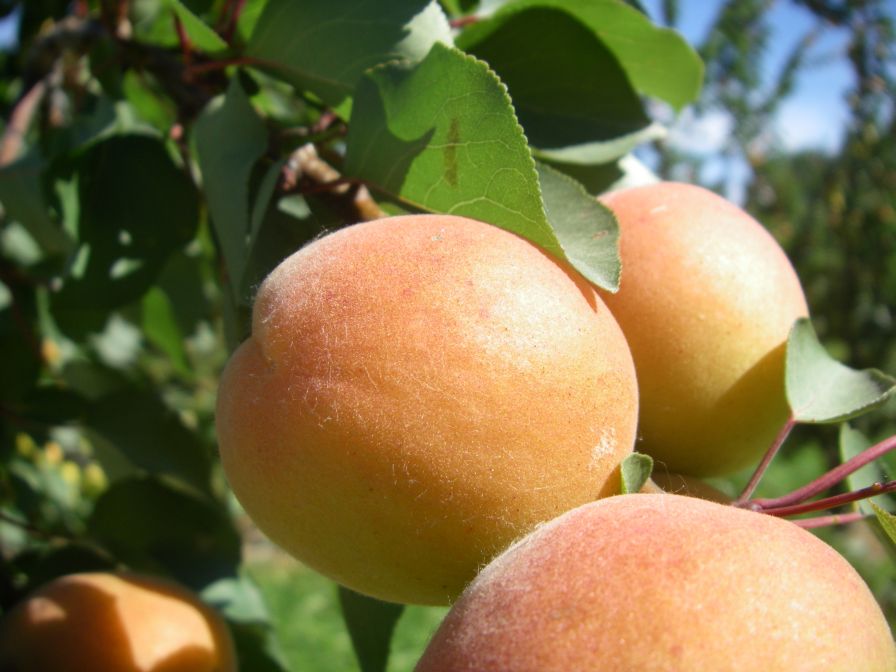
[0,81,47,166]
[281,143,386,222]
[174,15,193,68]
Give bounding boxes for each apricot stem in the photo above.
[760,480,896,518]
[749,433,896,510]
[736,415,796,503]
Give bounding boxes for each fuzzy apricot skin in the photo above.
[216,214,638,605]
[416,494,896,672]
[0,572,236,672]
[597,182,809,476]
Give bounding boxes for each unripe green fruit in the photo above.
[0,572,236,672]
[417,494,896,671]
[598,182,809,476]
[216,214,639,605]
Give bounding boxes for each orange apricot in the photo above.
[417,494,896,671]
[216,214,638,605]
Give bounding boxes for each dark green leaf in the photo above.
[0,156,72,258]
[458,0,702,111]
[345,43,562,259]
[457,5,661,164]
[10,543,117,596]
[226,621,292,672]
[786,318,896,423]
[195,79,268,304]
[620,452,653,494]
[142,287,192,377]
[83,390,211,491]
[89,476,240,589]
[535,162,620,291]
[51,135,198,319]
[246,0,452,114]
[339,586,404,672]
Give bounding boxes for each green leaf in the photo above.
[620,452,653,494]
[83,390,211,492]
[345,43,562,259]
[786,318,896,423]
[457,4,662,164]
[142,287,192,377]
[51,135,199,317]
[458,0,702,112]
[165,0,229,53]
[245,0,452,114]
[89,476,241,589]
[203,574,291,671]
[338,586,404,672]
[0,155,72,257]
[839,424,893,514]
[870,502,896,548]
[195,78,268,303]
[535,162,620,291]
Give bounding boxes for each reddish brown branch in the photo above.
[450,16,480,29]
[791,511,868,529]
[749,433,896,511]
[0,81,47,166]
[760,480,896,518]
[174,15,193,67]
[736,416,796,504]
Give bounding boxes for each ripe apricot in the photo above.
[0,572,236,672]
[598,182,809,475]
[216,214,638,605]
[416,494,896,671]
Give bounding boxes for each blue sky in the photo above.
[641,0,859,154]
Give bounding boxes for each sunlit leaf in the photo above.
[620,452,653,494]
[786,318,896,423]
[345,43,561,258]
[871,502,896,549]
[165,0,229,52]
[535,162,620,291]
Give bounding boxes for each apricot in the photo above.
[597,182,809,476]
[0,572,236,672]
[216,214,638,605]
[416,494,896,672]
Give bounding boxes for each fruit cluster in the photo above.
[1,182,892,670]
[214,182,894,667]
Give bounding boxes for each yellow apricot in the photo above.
[0,572,236,672]
[416,494,896,672]
[216,214,638,605]
[598,182,809,476]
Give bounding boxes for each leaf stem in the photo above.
[749,433,896,511]
[760,480,896,518]
[791,511,868,529]
[735,415,796,504]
